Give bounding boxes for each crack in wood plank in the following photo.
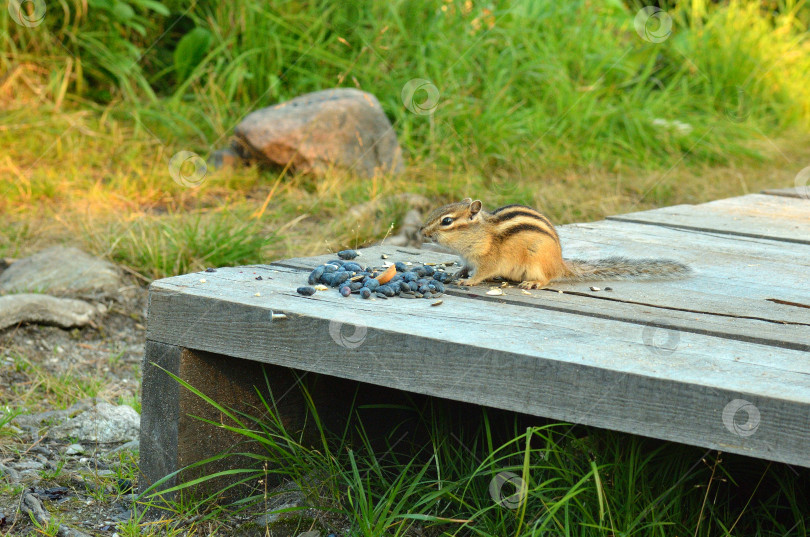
[541,289,810,327]
[767,298,810,310]
[606,216,810,246]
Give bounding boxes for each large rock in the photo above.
[0,294,102,330]
[232,88,404,178]
[49,402,140,443]
[0,246,124,300]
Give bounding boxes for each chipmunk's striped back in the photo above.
[490,204,559,244]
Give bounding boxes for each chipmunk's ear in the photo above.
[469,200,482,216]
[461,197,472,204]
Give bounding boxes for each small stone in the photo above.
[65,443,85,456]
[255,275,263,280]
[49,403,140,443]
[604,287,613,291]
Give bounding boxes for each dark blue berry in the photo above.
[296,286,316,296]
[360,287,371,299]
[308,266,325,284]
[338,249,359,260]
[365,279,380,291]
[339,286,352,297]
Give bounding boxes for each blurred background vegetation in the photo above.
[1,0,809,277]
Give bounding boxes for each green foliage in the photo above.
[146,371,810,536]
[4,0,810,171]
[85,212,274,279]
[173,26,213,82]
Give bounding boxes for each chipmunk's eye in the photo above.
[440,217,454,226]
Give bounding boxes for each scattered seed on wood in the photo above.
[521,289,532,296]
[254,293,261,297]
[375,264,397,284]
[313,284,328,291]
[381,254,389,259]
[431,300,443,306]
[486,288,503,296]
[590,286,601,292]
[338,249,359,260]
[199,279,207,283]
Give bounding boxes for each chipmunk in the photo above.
[420,198,690,289]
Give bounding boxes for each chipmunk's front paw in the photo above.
[519,280,548,290]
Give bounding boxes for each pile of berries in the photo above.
[296,250,455,300]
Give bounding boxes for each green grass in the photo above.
[4,0,810,170]
[143,372,809,536]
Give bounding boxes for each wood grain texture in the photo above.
[139,340,181,495]
[608,194,810,244]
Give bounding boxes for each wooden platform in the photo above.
[140,187,810,492]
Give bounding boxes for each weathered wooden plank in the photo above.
[272,226,810,347]
[145,266,810,467]
[762,187,809,200]
[140,341,181,494]
[608,194,810,244]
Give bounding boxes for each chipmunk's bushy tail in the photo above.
[560,257,691,282]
